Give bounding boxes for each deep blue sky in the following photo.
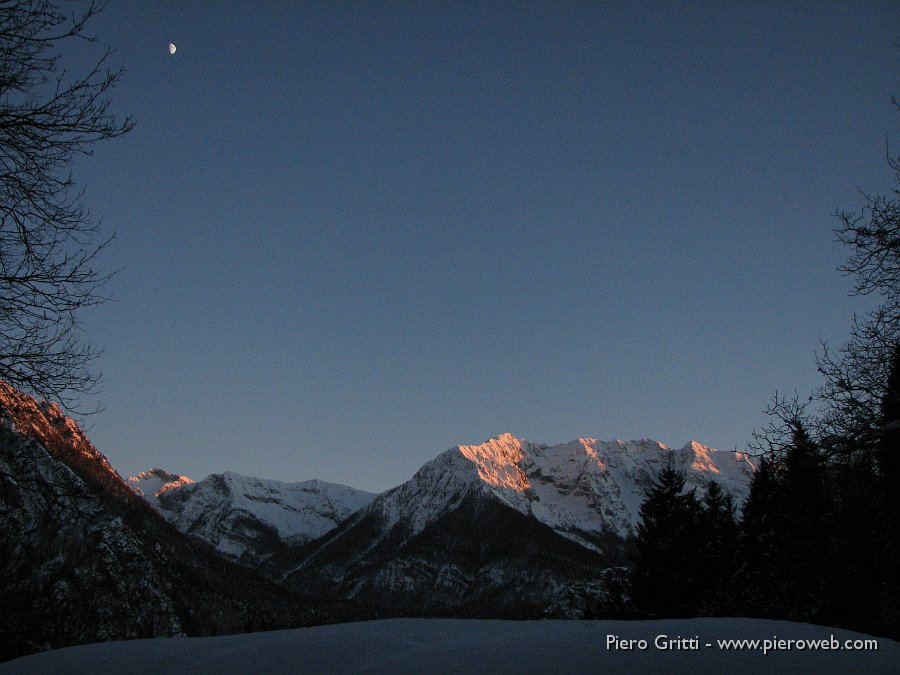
[66,1,899,492]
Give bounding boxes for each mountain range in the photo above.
[274,433,754,615]
[129,433,753,558]
[127,432,755,617]
[0,380,756,660]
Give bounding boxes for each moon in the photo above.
[168,43,177,55]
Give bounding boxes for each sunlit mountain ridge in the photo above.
[129,431,755,563]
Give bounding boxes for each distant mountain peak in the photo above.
[134,466,190,483]
[128,468,376,564]
[127,467,194,498]
[678,440,722,474]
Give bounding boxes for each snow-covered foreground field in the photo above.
[3,618,898,674]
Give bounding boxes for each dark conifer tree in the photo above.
[698,480,738,615]
[871,343,900,627]
[736,456,787,618]
[825,445,880,631]
[877,344,900,508]
[631,466,703,618]
[781,420,830,621]
[737,420,834,622]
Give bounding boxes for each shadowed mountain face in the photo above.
[281,490,629,618]
[0,382,350,663]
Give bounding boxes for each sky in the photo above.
[55,1,900,493]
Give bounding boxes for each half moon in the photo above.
[168,43,177,55]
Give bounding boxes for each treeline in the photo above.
[628,131,900,639]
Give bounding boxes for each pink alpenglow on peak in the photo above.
[458,433,529,491]
[128,468,194,498]
[370,433,756,548]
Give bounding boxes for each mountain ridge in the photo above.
[352,431,754,544]
[127,431,754,567]
[128,467,194,498]
[128,469,376,565]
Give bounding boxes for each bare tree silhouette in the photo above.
[0,0,132,410]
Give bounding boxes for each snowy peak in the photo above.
[202,472,376,526]
[362,432,755,547]
[284,432,755,612]
[141,470,376,564]
[678,440,722,473]
[673,440,756,488]
[128,467,194,498]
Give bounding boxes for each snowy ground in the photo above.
[2,618,898,674]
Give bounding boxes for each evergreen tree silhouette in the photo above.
[631,466,702,617]
[781,420,830,621]
[736,456,787,618]
[698,480,738,615]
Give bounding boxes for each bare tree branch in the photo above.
[812,119,900,459]
[0,0,132,411]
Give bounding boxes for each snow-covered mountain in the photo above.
[127,467,193,499]
[281,432,755,615]
[128,470,375,565]
[350,432,754,549]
